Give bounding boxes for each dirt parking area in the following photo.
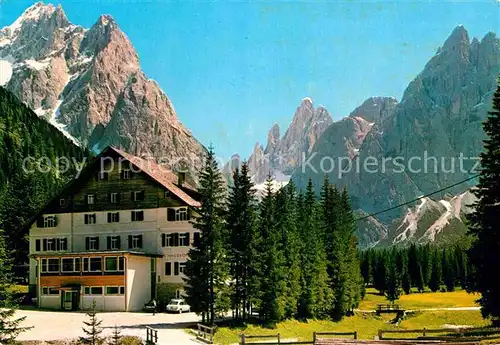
[16,309,200,344]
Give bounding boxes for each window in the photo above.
[86,194,95,205]
[35,239,41,252]
[43,215,57,228]
[83,286,103,295]
[45,239,55,251]
[164,233,175,247]
[42,238,67,251]
[61,258,80,272]
[165,262,171,275]
[105,286,125,295]
[105,256,125,272]
[84,214,97,225]
[174,262,179,275]
[132,191,144,202]
[59,198,66,206]
[41,287,59,296]
[121,169,131,180]
[107,212,120,223]
[128,235,143,249]
[83,257,102,272]
[41,258,60,273]
[107,236,121,250]
[180,232,190,247]
[193,232,201,246]
[110,193,118,204]
[167,207,189,221]
[179,262,186,275]
[131,210,144,222]
[85,237,99,250]
[97,172,109,181]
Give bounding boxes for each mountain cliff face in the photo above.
[289,26,499,248]
[0,2,205,174]
[233,98,333,184]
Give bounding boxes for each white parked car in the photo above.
[166,299,191,313]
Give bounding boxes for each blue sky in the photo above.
[1,1,498,159]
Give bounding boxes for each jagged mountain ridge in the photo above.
[225,97,333,185]
[0,2,205,175]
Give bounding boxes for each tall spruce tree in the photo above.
[0,231,30,343]
[184,146,230,325]
[257,176,286,325]
[297,179,332,319]
[275,182,302,319]
[428,249,442,292]
[468,81,500,323]
[227,162,257,321]
[385,251,402,304]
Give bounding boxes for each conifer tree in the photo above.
[184,146,229,325]
[385,251,402,304]
[275,182,302,319]
[297,179,332,319]
[428,249,442,292]
[468,81,500,322]
[257,176,286,325]
[442,248,456,292]
[110,325,122,345]
[373,251,387,295]
[396,249,411,294]
[227,162,257,321]
[79,300,104,345]
[0,231,30,344]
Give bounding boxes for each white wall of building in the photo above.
[81,296,125,312]
[39,296,60,309]
[126,256,151,311]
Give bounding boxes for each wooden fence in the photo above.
[197,323,216,344]
[378,326,500,340]
[376,304,404,314]
[145,326,158,345]
[313,331,357,341]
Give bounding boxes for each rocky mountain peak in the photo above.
[265,123,280,154]
[443,25,470,51]
[348,97,398,124]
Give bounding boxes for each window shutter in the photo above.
[117,236,121,249]
[117,193,121,203]
[174,262,179,276]
[107,213,111,223]
[43,239,47,251]
[109,193,112,203]
[194,232,200,247]
[167,208,175,221]
[165,262,171,275]
[130,191,134,201]
[186,232,190,246]
[56,238,60,251]
[95,237,100,250]
[37,218,44,228]
[107,236,111,250]
[61,238,67,251]
[128,235,133,249]
[116,212,120,222]
[139,211,144,221]
[173,233,179,247]
[35,239,41,252]
[85,237,90,250]
[138,235,143,248]
[161,234,166,247]
[187,208,192,220]
[54,216,58,227]
[140,191,145,201]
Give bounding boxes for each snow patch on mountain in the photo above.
[0,58,13,85]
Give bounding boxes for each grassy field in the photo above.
[214,289,486,345]
[214,310,490,345]
[358,288,479,310]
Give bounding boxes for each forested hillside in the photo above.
[0,87,88,281]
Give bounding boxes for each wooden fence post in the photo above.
[378,329,383,340]
[354,331,357,339]
[240,333,245,345]
[423,327,426,337]
[278,333,281,344]
[313,332,316,344]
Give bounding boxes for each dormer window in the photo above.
[86,194,95,205]
[132,191,144,202]
[59,198,66,206]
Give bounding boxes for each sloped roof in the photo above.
[110,147,200,207]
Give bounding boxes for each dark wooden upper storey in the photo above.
[34,147,201,216]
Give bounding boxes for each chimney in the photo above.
[177,172,186,186]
